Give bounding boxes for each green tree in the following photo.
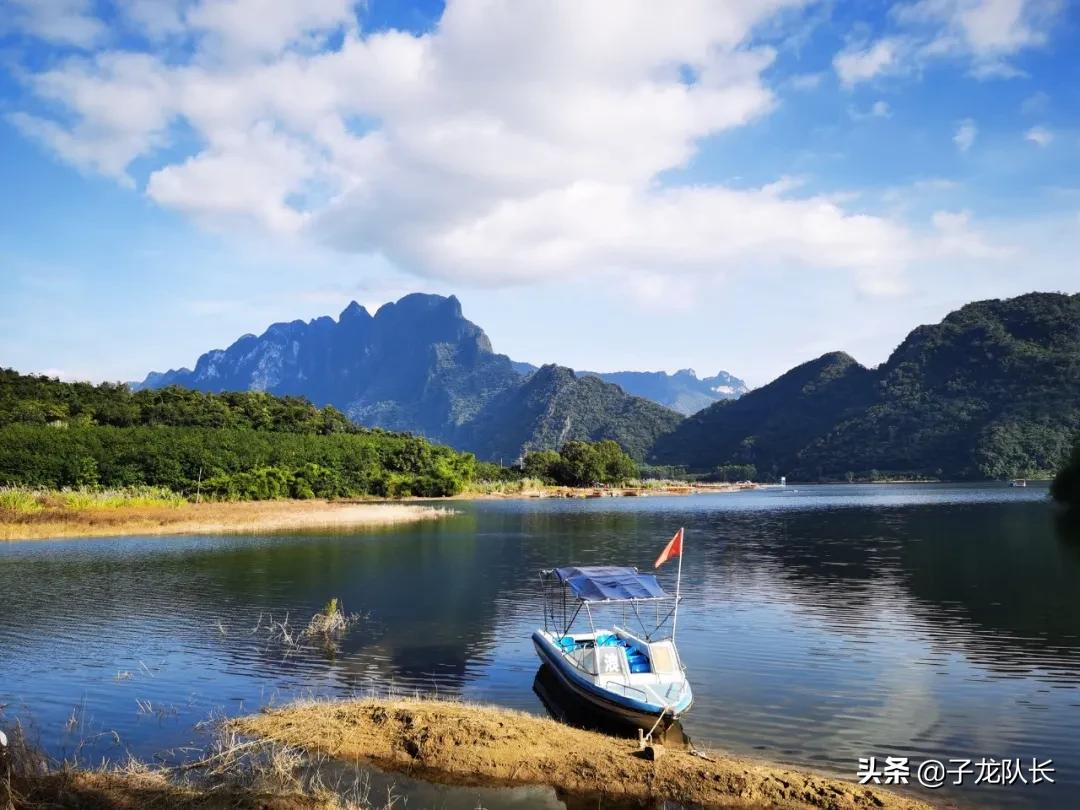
[591,439,638,484]
[552,441,604,487]
[522,449,562,481]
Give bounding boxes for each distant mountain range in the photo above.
[651,292,1080,480]
[138,293,683,461]
[580,369,747,415]
[139,290,1079,480]
[508,364,747,414]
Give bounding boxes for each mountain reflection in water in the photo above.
[0,483,1075,808]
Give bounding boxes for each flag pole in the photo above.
[671,527,684,642]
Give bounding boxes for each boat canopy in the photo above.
[553,565,669,602]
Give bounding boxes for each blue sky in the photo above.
[1,0,1077,387]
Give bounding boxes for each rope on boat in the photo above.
[643,705,671,743]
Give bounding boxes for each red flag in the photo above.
[654,527,683,569]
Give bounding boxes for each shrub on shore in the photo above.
[465,477,547,495]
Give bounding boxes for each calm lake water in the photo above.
[2,484,1078,808]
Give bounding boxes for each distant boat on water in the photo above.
[1010,479,1027,487]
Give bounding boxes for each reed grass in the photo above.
[0,486,186,515]
[0,490,43,515]
[465,477,547,495]
[0,715,398,809]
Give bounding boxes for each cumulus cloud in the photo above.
[1024,125,1053,146]
[930,209,1012,258]
[834,39,899,86]
[4,0,106,47]
[953,118,978,151]
[834,0,1061,84]
[6,0,1011,298]
[850,100,893,120]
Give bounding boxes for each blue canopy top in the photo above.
[553,565,669,602]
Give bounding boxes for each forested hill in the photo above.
[463,365,684,462]
[1,369,358,433]
[651,292,1080,481]
[0,370,477,498]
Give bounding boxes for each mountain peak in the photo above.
[378,292,460,318]
[339,301,371,322]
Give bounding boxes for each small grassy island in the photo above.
[232,697,932,810]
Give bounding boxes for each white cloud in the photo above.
[834,39,899,86]
[848,100,893,121]
[930,209,1012,258]
[789,72,825,90]
[116,0,187,40]
[3,0,106,47]
[953,119,977,151]
[186,0,356,57]
[146,123,315,231]
[835,0,1061,85]
[9,0,1024,301]
[1020,90,1049,115]
[9,51,176,181]
[1024,125,1053,146]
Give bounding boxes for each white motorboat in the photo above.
[532,563,693,730]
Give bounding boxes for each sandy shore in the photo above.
[0,499,454,542]
[235,698,933,810]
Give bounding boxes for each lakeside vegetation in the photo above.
[1,369,477,498]
[520,439,638,486]
[4,369,728,539]
[2,370,672,504]
[0,496,452,541]
[0,484,185,514]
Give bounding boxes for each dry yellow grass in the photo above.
[7,768,337,810]
[0,499,454,541]
[235,698,934,810]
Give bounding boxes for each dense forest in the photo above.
[652,293,1080,481]
[0,370,476,498]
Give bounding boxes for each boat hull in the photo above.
[531,630,691,730]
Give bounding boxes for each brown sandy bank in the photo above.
[234,698,933,810]
[0,500,454,542]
